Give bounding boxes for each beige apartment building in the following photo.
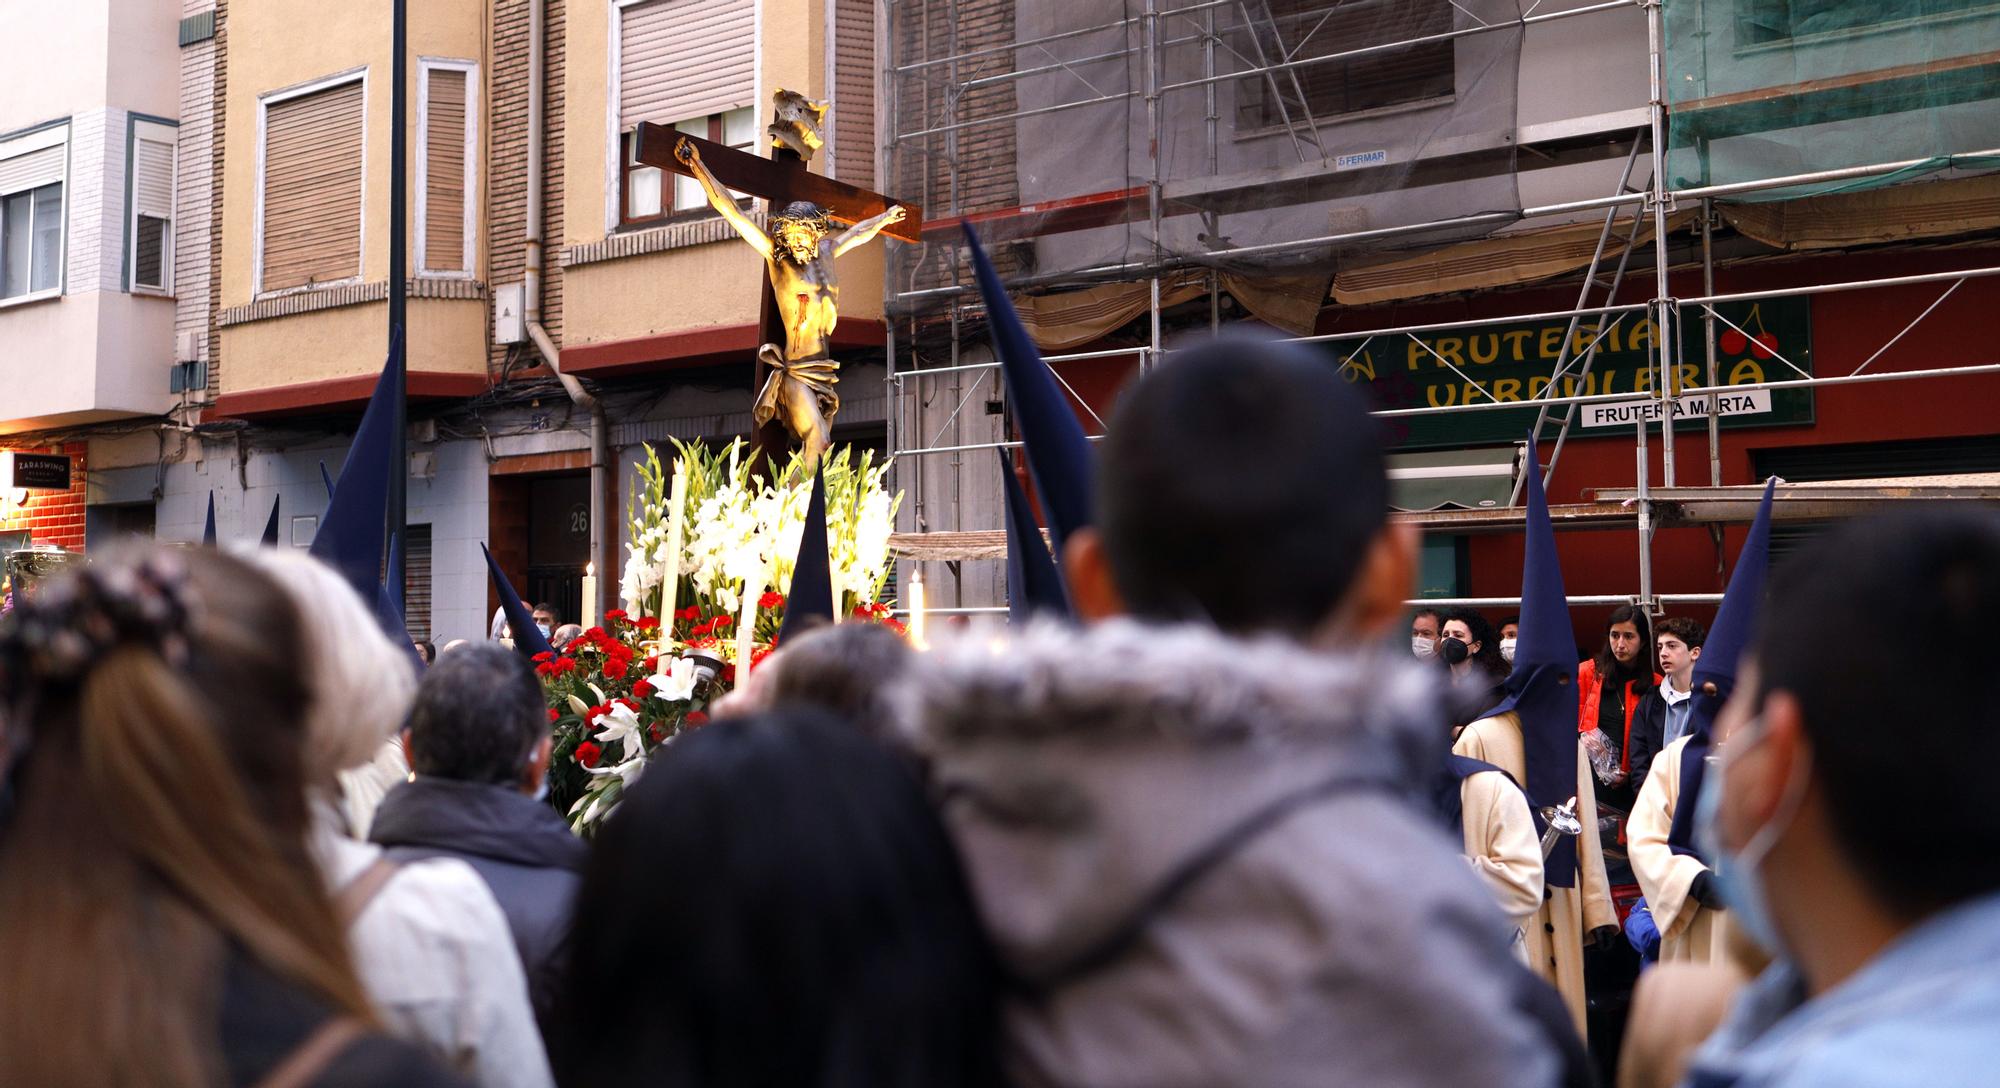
[99,0,892,642]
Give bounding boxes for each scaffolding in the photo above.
[878,0,2000,612]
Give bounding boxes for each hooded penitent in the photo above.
[777,467,834,645]
[201,492,217,546]
[310,342,404,607]
[482,543,553,661]
[1485,439,1582,885]
[964,227,1095,562]
[1668,478,1778,857]
[998,449,1069,621]
[895,619,1561,1087]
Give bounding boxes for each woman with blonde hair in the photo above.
[246,550,555,1088]
[0,546,460,1086]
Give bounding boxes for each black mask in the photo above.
[1440,636,1470,665]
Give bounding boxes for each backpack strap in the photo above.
[252,1017,367,1088]
[335,856,403,927]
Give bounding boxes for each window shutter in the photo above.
[620,0,756,130]
[404,523,433,639]
[134,137,174,219]
[262,80,365,293]
[424,69,468,272]
[832,0,876,187]
[0,144,64,195]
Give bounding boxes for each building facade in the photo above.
[7,0,2000,645]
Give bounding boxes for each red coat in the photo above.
[1577,658,1662,774]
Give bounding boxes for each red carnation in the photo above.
[759,591,785,610]
[546,707,560,723]
[712,614,733,630]
[643,655,659,673]
[635,616,661,632]
[676,606,700,621]
[575,741,603,768]
[606,609,629,622]
[648,722,667,743]
[585,627,608,641]
[685,710,710,728]
[632,679,655,699]
[533,652,554,663]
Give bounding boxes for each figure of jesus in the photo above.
[676,139,907,468]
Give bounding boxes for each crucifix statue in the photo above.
[636,91,923,469]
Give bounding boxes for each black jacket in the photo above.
[369,777,587,1032]
[222,948,464,1087]
[1625,686,1676,802]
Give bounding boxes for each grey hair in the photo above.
[243,550,417,780]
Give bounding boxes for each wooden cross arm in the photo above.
[632,123,924,245]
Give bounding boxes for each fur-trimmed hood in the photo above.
[895,620,1557,1087]
[896,618,1445,981]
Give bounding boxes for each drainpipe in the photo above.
[523,0,609,613]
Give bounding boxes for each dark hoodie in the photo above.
[369,777,586,1032]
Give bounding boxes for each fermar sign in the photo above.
[1322,298,1812,449]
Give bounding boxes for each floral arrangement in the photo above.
[542,439,902,832]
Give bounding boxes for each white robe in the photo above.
[1454,711,1617,1035]
[1459,768,1546,959]
[1628,737,1732,963]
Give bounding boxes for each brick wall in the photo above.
[178,18,218,367]
[208,0,229,392]
[487,0,567,376]
[0,443,90,552]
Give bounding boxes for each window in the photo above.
[257,73,366,295]
[418,60,477,275]
[615,0,755,228]
[130,119,176,294]
[1235,0,1454,132]
[620,106,755,226]
[0,126,67,302]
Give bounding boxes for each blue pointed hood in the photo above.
[385,529,405,618]
[999,448,1070,621]
[309,343,404,606]
[964,227,1095,559]
[482,543,553,660]
[778,468,834,645]
[1669,477,1778,856]
[1487,440,1583,884]
[202,492,217,546]
[261,493,283,547]
[320,462,335,499]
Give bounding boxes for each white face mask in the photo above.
[1412,636,1438,659]
[1500,637,1517,663]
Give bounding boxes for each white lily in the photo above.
[590,700,648,759]
[647,656,700,703]
[586,753,647,788]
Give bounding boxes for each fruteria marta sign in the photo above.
[1320,298,1812,449]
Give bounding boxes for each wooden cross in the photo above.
[633,120,923,466]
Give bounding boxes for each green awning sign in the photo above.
[1322,297,1813,449]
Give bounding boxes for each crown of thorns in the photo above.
[0,551,197,695]
[772,201,832,233]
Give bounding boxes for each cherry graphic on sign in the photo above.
[1719,304,1778,360]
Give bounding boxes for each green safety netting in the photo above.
[1665,0,2000,198]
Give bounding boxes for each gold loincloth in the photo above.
[753,344,842,429]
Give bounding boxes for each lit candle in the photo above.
[736,562,764,681]
[659,459,687,631]
[907,568,928,649]
[581,561,599,630]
